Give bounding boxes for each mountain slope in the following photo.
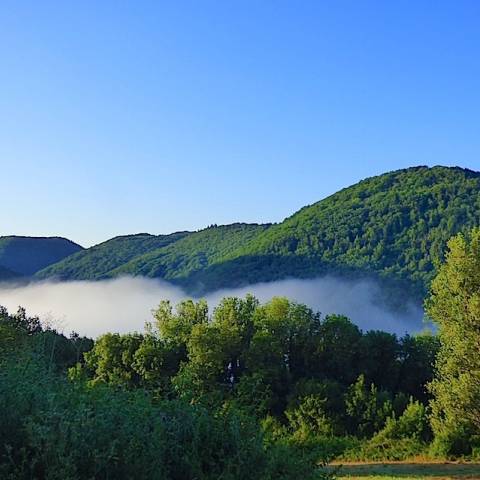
[36,166,480,299]
[109,223,270,285]
[113,165,480,297]
[0,236,83,276]
[0,265,21,281]
[36,232,190,280]
[231,165,480,296]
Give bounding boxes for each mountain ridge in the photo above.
[5,165,480,301]
[35,231,191,280]
[0,236,83,277]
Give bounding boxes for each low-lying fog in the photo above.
[0,276,426,337]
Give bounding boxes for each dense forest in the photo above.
[35,232,190,281]
[32,166,480,302]
[2,229,480,479]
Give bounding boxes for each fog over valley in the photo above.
[0,276,425,337]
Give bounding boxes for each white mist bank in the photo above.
[0,276,425,337]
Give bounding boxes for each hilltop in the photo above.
[0,236,83,277]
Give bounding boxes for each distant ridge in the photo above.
[0,236,83,276]
[0,265,21,281]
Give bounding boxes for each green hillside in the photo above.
[35,166,480,299]
[0,236,83,276]
[114,166,480,297]
[36,232,190,280]
[233,165,480,296]
[109,223,270,285]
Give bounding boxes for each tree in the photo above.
[173,297,257,403]
[397,333,439,402]
[359,331,400,392]
[345,374,392,437]
[426,229,480,454]
[84,333,144,387]
[245,297,321,414]
[153,299,208,348]
[316,315,362,385]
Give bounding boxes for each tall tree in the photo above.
[426,229,480,453]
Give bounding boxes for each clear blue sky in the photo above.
[2,1,480,247]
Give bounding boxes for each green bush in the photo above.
[429,425,478,459]
[342,401,431,461]
[286,395,336,438]
[262,439,338,480]
[1,357,242,479]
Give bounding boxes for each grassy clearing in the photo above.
[330,462,480,479]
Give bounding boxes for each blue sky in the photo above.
[2,1,480,247]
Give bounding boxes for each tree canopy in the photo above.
[426,228,480,455]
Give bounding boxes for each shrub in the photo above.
[342,401,431,461]
[286,395,335,438]
[429,424,478,459]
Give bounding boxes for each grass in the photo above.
[329,462,480,479]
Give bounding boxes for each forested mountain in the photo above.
[0,236,83,276]
[36,232,190,280]
[233,166,480,298]
[36,224,268,284]
[32,166,480,298]
[109,223,270,282]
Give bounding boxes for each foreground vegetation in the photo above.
[1,228,480,478]
[0,308,332,479]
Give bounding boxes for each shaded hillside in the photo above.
[0,236,83,276]
[0,265,20,281]
[36,232,190,280]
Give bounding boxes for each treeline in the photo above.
[2,228,480,478]
[81,297,438,440]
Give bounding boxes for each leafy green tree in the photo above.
[359,330,400,392]
[84,333,144,387]
[426,229,480,455]
[245,298,322,413]
[232,373,274,418]
[316,315,362,385]
[153,299,208,348]
[287,379,346,435]
[286,394,335,438]
[351,400,431,461]
[397,333,439,402]
[379,400,431,442]
[172,296,257,403]
[345,374,392,437]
